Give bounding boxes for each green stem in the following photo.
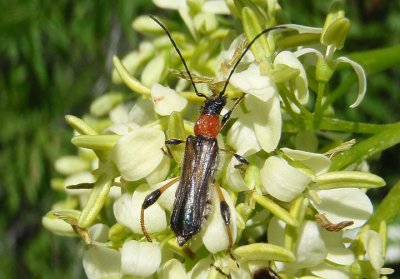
[314,82,326,128]
[368,180,400,231]
[321,75,355,111]
[281,93,303,130]
[283,86,313,120]
[330,122,400,171]
[283,118,400,134]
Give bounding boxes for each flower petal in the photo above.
[104,122,139,135]
[120,240,161,277]
[281,24,323,34]
[326,247,355,265]
[158,258,189,279]
[109,103,130,124]
[83,246,121,279]
[113,193,136,231]
[294,47,324,60]
[88,223,109,243]
[141,54,167,87]
[203,0,230,14]
[269,218,327,270]
[281,148,331,175]
[153,0,181,10]
[310,262,350,279]
[292,221,327,269]
[267,216,286,247]
[145,155,171,185]
[188,257,213,279]
[128,98,156,125]
[310,188,373,229]
[64,171,94,195]
[223,157,252,192]
[230,64,277,102]
[111,127,165,181]
[42,210,81,237]
[247,95,282,152]
[274,51,309,104]
[131,184,167,234]
[260,156,311,202]
[227,113,261,156]
[319,228,355,264]
[151,83,188,116]
[361,230,385,274]
[202,187,237,253]
[219,35,255,75]
[336,56,367,108]
[55,156,90,175]
[149,178,179,211]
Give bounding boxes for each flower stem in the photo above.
[368,180,400,231]
[330,121,400,171]
[314,82,326,128]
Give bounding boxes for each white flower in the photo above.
[151,83,188,116]
[295,47,366,108]
[149,177,179,211]
[141,54,167,87]
[113,185,167,234]
[260,156,311,202]
[268,217,355,277]
[105,99,155,135]
[309,188,373,229]
[120,240,162,277]
[83,246,121,279]
[227,50,309,153]
[55,155,90,175]
[153,0,228,38]
[229,67,282,153]
[274,51,309,104]
[260,148,374,229]
[158,259,189,279]
[201,187,237,253]
[268,218,326,273]
[88,223,109,243]
[230,64,277,102]
[360,230,385,276]
[111,127,167,181]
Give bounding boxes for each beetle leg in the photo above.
[214,181,239,266]
[164,138,186,159]
[165,138,185,145]
[141,176,180,242]
[213,181,233,249]
[219,148,249,172]
[211,263,232,279]
[220,93,246,128]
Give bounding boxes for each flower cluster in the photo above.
[43,1,394,278]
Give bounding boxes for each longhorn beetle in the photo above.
[141,15,285,250]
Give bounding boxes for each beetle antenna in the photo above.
[220,26,287,97]
[149,15,208,99]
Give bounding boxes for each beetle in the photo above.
[141,15,285,250]
[253,267,282,279]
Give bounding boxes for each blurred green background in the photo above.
[0,1,399,278]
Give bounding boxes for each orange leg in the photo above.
[140,177,180,242]
[213,181,233,249]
